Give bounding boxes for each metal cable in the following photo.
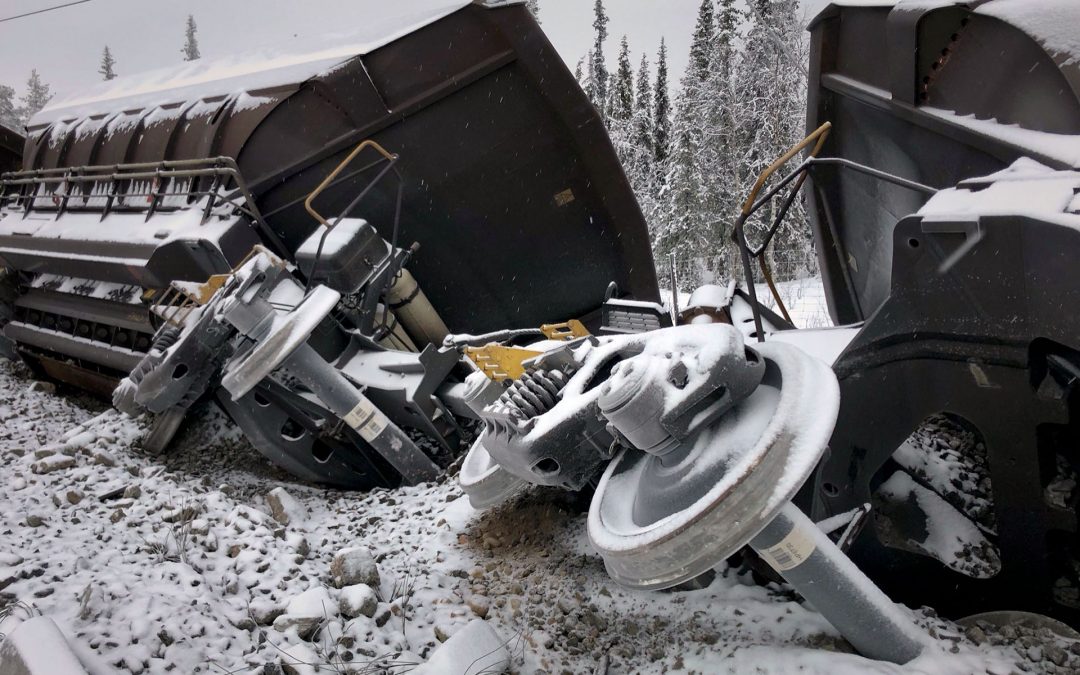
[443,328,544,349]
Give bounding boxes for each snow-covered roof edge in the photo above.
[34,1,471,126]
[976,0,1080,68]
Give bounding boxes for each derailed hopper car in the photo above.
[0,124,20,174]
[0,1,659,487]
[453,0,1080,639]
[0,0,656,387]
[0,123,22,359]
[802,0,1080,626]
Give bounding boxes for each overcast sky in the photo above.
[0,0,832,104]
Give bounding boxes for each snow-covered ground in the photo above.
[0,357,1078,674]
[758,277,833,329]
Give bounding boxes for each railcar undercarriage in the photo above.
[2,0,1080,663]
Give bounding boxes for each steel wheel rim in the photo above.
[459,436,526,509]
[588,342,840,590]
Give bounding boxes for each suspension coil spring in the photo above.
[151,324,183,353]
[127,324,184,386]
[499,368,570,418]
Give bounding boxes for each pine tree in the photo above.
[585,0,610,115]
[182,15,201,61]
[735,0,812,280]
[99,46,117,81]
[698,0,745,281]
[627,54,659,241]
[655,0,718,287]
[525,0,540,23]
[0,85,17,129]
[633,54,653,159]
[574,56,585,85]
[688,0,716,81]
[652,39,671,166]
[17,70,52,126]
[609,37,634,124]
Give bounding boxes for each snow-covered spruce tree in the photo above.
[99,46,117,81]
[609,37,634,125]
[629,54,662,243]
[652,39,671,168]
[734,0,811,281]
[633,54,654,166]
[609,44,657,241]
[653,0,717,288]
[688,0,716,79]
[526,0,540,23]
[0,85,18,129]
[182,15,201,61]
[698,0,746,282]
[17,70,52,126]
[585,0,610,118]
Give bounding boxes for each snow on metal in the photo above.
[33,1,470,125]
[978,0,1080,67]
[918,157,1080,225]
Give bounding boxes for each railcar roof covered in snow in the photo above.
[32,1,471,125]
[976,0,1080,66]
[816,0,1080,67]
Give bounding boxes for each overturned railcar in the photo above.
[803,0,1080,626]
[0,123,22,358]
[0,124,21,174]
[454,0,1080,635]
[0,0,657,395]
[6,0,1080,641]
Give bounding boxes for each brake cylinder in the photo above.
[386,268,450,347]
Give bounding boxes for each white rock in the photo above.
[273,587,335,639]
[266,487,308,527]
[339,583,378,618]
[413,619,510,675]
[278,642,320,675]
[330,546,380,588]
[30,454,76,474]
[27,381,56,394]
[249,597,285,626]
[285,586,335,618]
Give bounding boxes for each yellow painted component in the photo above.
[156,246,285,326]
[305,139,397,229]
[188,274,231,305]
[465,344,544,382]
[540,319,590,342]
[740,122,832,216]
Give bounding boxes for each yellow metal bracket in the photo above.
[154,245,285,326]
[464,319,591,381]
[540,319,590,341]
[465,345,544,382]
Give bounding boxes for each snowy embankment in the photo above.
[0,359,1075,674]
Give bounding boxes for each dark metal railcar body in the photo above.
[804,0,1080,624]
[0,1,658,391]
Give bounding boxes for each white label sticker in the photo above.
[759,526,816,572]
[359,410,388,442]
[343,399,375,430]
[343,398,389,442]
